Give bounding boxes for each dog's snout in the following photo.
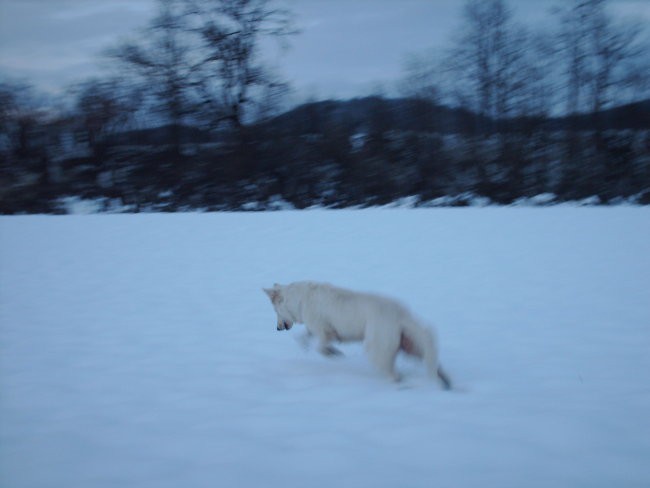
[277,321,291,331]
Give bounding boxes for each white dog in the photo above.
[263,281,451,389]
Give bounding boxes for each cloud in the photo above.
[1,0,648,99]
[0,0,153,92]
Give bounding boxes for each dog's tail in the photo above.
[404,320,452,390]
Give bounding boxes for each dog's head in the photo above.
[263,284,294,331]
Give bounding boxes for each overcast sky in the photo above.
[1,0,649,100]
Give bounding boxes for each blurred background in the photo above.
[1,0,649,214]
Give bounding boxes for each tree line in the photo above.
[1,0,649,214]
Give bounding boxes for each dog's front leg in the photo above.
[316,328,343,357]
[320,343,343,357]
[319,338,343,356]
[296,329,313,350]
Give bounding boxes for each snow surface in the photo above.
[1,208,649,488]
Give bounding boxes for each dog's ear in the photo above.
[263,287,282,304]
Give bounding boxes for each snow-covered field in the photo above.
[1,208,649,488]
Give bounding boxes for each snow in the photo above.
[1,208,649,488]
[512,193,557,206]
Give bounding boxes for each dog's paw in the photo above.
[320,345,343,357]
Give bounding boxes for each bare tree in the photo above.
[186,0,296,134]
[399,51,440,103]
[70,78,142,160]
[446,0,531,130]
[443,0,546,199]
[108,0,198,156]
[0,81,56,212]
[109,0,294,178]
[554,0,648,198]
[174,0,297,180]
[0,81,48,159]
[398,51,440,133]
[556,0,646,119]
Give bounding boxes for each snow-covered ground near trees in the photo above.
[1,208,649,488]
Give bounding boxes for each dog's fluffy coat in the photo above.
[263,281,451,389]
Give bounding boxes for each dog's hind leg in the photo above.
[436,365,452,390]
[364,324,401,382]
